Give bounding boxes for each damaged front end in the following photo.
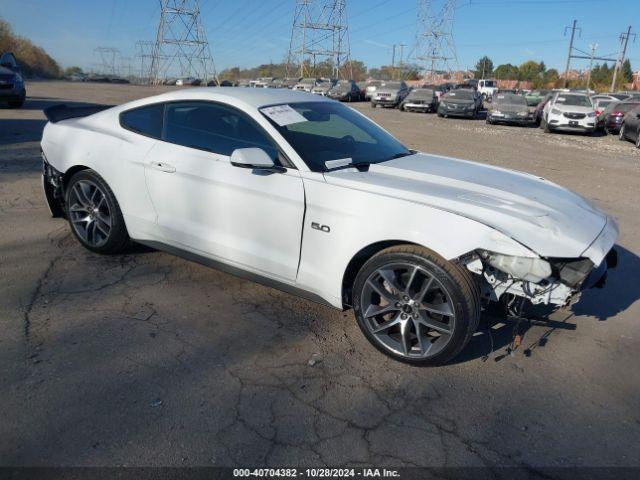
[461,247,618,308]
[42,151,66,218]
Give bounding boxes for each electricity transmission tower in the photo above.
[94,47,121,76]
[136,41,155,84]
[414,0,459,83]
[286,0,351,79]
[149,0,217,85]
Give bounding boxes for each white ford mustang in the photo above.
[41,88,618,365]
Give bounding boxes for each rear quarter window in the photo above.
[120,104,164,138]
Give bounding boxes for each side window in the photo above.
[0,53,17,68]
[120,104,163,138]
[162,102,278,160]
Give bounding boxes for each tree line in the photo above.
[0,18,61,78]
[473,55,634,91]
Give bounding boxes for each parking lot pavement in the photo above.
[1,81,639,468]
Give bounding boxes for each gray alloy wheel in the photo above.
[359,262,456,359]
[66,169,130,254]
[352,245,481,365]
[636,131,640,149]
[68,179,112,248]
[619,123,626,141]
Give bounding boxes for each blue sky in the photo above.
[1,0,637,73]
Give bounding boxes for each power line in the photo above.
[415,0,459,82]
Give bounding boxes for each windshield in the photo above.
[493,94,526,107]
[407,89,434,99]
[555,95,592,107]
[483,80,495,87]
[613,102,640,113]
[443,90,474,100]
[333,82,353,91]
[260,102,411,172]
[380,81,401,89]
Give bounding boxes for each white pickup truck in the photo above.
[477,79,498,100]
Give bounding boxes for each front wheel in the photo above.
[352,245,481,366]
[66,169,130,254]
[619,124,626,141]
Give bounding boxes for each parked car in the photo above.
[356,81,367,99]
[311,79,337,96]
[281,77,301,89]
[534,92,554,126]
[477,79,498,100]
[525,90,548,107]
[618,104,640,148]
[541,92,596,134]
[327,80,361,102]
[254,77,275,88]
[364,80,384,100]
[486,93,533,125]
[437,89,482,118]
[370,81,409,108]
[399,88,438,113]
[293,78,318,92]
[176,77,201,86]
[40,88,618,365]
[601,101,640,134]
[0,52,26,108]
[593,98,615,129]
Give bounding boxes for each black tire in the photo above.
[352,245,481,366]
[8,89,26,108]
[370,102,376,108]
[542,118,552,133]
[66,169,130,254]
[437,111,444,118]
[619,123,626,141]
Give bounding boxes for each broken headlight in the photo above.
[479,250,552,283]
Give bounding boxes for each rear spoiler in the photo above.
[43,104,111,123]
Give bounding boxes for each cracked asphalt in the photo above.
[1,82,639,470]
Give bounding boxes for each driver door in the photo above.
[144,101,305,282]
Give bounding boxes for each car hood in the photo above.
[442,98,474,105]
[375,88,401,95]
[323,153,607,258]
[553,104,594,113]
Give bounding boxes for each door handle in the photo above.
[149,161,176,173]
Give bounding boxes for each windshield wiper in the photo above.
[325,161,372,172]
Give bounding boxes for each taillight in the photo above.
[611,112,624,116]
[595,110,602,116]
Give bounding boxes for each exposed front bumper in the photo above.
[404,102,436,112]
[488,113,533,125]
[372,97,399,106]
[440,107,475,117]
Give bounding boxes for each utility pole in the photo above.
[563,20,580,88]
[391,44,396,69]
[586,43,597,91]
[287,0,351,79]
[611,26,635,91]
[399,43,406,80]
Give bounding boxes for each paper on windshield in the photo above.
[260,105,307,126]
[325,158,353,170]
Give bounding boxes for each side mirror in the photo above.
[230,148,283,172]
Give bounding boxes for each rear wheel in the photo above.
[66,169,130,254]
[352,245,481,366]
[8,89,26,108]
[619,123,626,141]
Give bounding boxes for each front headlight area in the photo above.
[460,250,584,306]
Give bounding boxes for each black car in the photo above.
[619,105,640,148]
[437,89,481,118]
[326,80,361,102]
[400,88,438,113]
[486,93,533,126]
[534,93,554,126]
[0,52,26,108]
[606,101,640,135]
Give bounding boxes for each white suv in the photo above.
[542,92,597,134]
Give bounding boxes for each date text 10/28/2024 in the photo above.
[233,468,400,478]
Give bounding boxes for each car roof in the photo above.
[127,87,333,110]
